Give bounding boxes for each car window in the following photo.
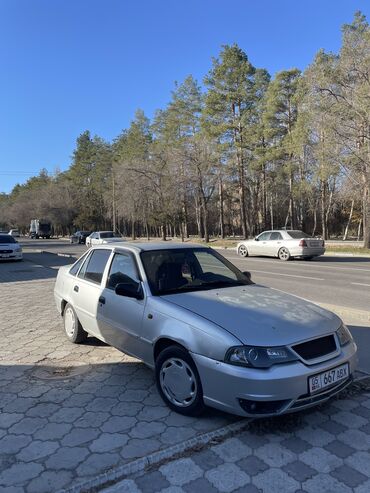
[107,252,140,290]
[79,249,111,284]
[100,232,121,239]
[257,232,271,241]
[70,252,90,276]
[270,232,283,240]
[193,251,238,282]
[0,235,16,244]
[286,230,311,239]
[141,248,251,296]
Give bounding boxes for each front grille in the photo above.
[292,335,337,361]
[0,250,12,254]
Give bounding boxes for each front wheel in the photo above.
[238,245,248,257]
[63,303,87,343]
[155,346,205,416]
[278,247,291,261]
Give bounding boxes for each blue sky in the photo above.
[1,0,369,193]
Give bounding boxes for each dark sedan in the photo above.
[70,231,92,244]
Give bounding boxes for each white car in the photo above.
[9,229,20,237]
[0,234,23,261]
[237,230,325,261]
[86,231,124,247]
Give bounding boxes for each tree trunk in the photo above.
[321,180,327,240]
[131,217,136,240]
[357,218,362,241]
[364,187,370,248]
[312,201,318,237]
[219,176,225,239]
[195,196,203,239]
[343,199,354,241]
[161,224,166,241]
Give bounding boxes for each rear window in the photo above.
[80,249,112,284]
[286,230,311,239]
[100,232,120,239]
[0,235,16,244]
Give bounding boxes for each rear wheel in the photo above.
[155,346,205,416]
[238,245,248,258]
[278,247,291,261]
[63,303,87,343]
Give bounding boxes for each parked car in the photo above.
[9,229,20,237]
[70,231,92,244]
[54,242,356,417]
[86,231,123,247]
[0,234,23,261]
[237,230,325,261]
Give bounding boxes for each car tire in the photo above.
[238,245,248,257]
[63,303,88,343]
[278,247,291,261]
[155,345,205,416]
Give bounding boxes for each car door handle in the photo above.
[98,296,105,305]
[74,285,79,292]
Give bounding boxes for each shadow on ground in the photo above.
[0,253,73,283]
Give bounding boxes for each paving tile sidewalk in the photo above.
[1,259,369,493]
[103,383,370,493]
[0,267,235,493]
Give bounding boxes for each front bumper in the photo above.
[192,341,357,417]
[0,251,22,260]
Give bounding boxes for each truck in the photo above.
[30,219,51,239]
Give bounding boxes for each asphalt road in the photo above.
[20,238,370,312]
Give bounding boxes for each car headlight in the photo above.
[225,345,298,368]
[14,246,22,251]
[336,323,352,346]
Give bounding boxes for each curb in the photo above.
[34,249,76,258]
[318,303,370,324]
[59,420,248,493]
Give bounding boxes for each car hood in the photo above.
[0,243,17,249]
[162,284,340,346]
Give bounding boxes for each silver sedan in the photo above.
[54,242,356,417]
[237,230,325,260]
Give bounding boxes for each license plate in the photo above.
[309,363,349,394]
[1,254,10,258]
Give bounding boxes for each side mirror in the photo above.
[115,281,144,300]
[254,237,259,241]
[242,271,252,281]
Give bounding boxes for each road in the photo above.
[20,238,370,312]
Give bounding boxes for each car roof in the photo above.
[92,242,209,252]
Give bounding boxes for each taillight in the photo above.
[299,239,307,247]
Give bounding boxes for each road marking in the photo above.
[249,269,325,281]
[223,253,370,273]
[351,282,370,287]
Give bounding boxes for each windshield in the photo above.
[141,248,252,295]
[0,235,16,244]
[100,232,121,238]
[286,230,311,239]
